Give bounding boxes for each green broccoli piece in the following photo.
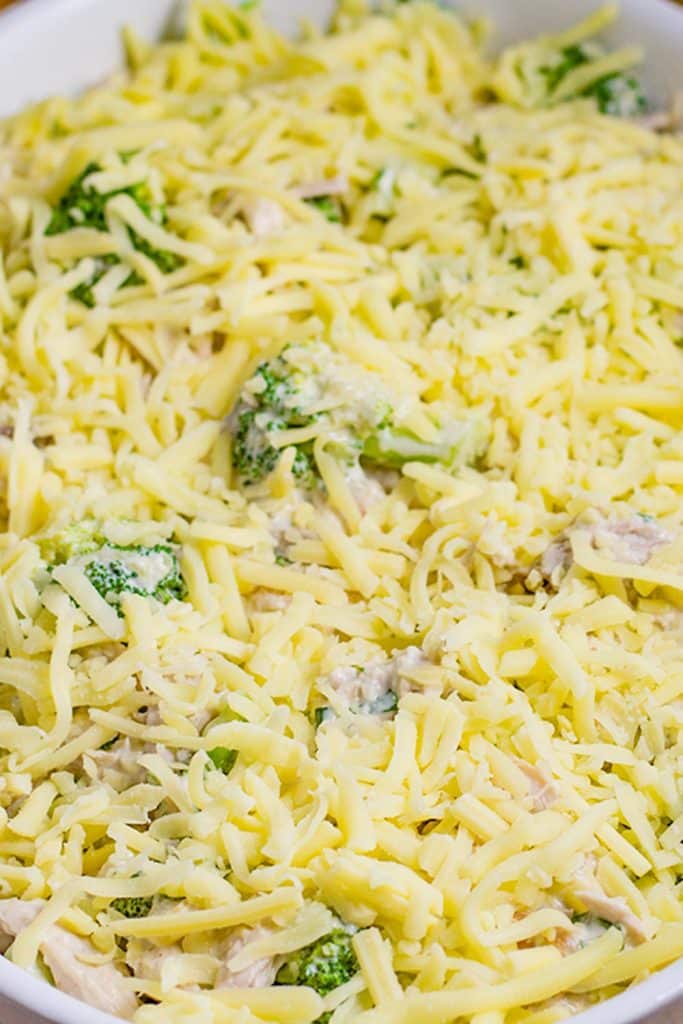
[305,196,343,223]
[229,344,487,488]
[203,707,242,771]
[80,543,186,613]
[99,734,121,751]
[206,747,238,773]
[364,691,398,715]
[313,706,334,728]
[361,417,487,472]
[583,73,646,117]
[312,689,398,726]
[46,164,184,305]
[541,44,591,92]
[231,353,318,486]
[69,254,122,308]
[45,163,106,235]
[46,163,155,235]
[275,928,358,997]
[127,229,184,275]
[110,896,153,918]
[540,45,646,117]
[39,520,103,564]
[42,530,187,615]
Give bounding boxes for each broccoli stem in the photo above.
[361,419,486,471]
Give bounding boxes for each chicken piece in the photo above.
[516,760,559,810]
[536,534,573,589]
[293,175,348,199]
[250,588,292,613]
[530,512,672,591]
[345,464,399,516]
[572,886,649,944]
[42,927,138,1018]
[125,938,185,984]
[0,898,42,953]
[344,464,387,516]
[477,518,517,569]
[587,514,672,566]
[0,898,137,1019]
[325,646,431,714]
[83,737,148,789]
[241,197,286,237]
[215,925,279,989]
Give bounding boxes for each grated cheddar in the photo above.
[0,2,681,1022]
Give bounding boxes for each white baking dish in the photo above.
[0,1,681,1022]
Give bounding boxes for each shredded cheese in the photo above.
[0,1,680,1022]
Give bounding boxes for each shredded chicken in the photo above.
[267,498,313,553]
[250,588,292,613]
[536,534,573,588]
[326,646,431,713]
[587,514,672,566]
[572,886,650,944]
[516,759,559,810]
[215,924,280,989]
[477,518,517,568]
[293,174,348,199]
[83,737,149,788]
[0,899,41,954]
[344,463,392,516]
[0,898,137,1019]
[530,512,672,591]
[125,938,184,985]
[241,196,286,237]
[83,726,188,788]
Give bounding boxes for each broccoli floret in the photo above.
[39,520,103,564]
[69,254,121,308]
[80,543,186,613]
[46,164,184,305]
[110,896,153,918]
[583,73,646,117]
[541,44,591,92]
[275,929,358,997]
[42,532,187,615]
[229,344,487,488]
[46,163,155,235]
[231,354,318,486]
[127,228,184,275]
[540,45,646,117]
[206,746,238,773]
[305,196,343,223]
